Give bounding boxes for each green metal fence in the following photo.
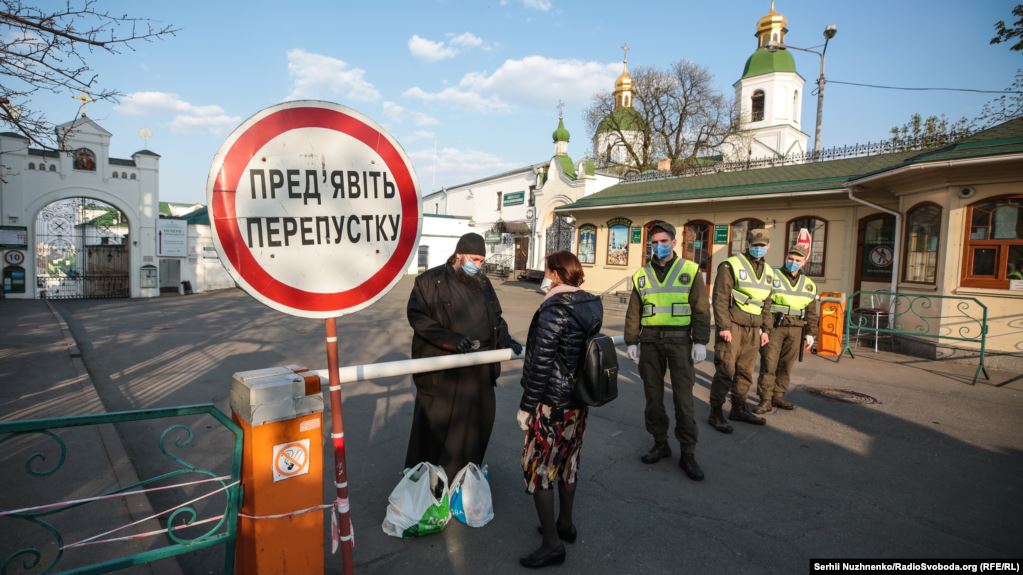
[839,290,990,385]
[0,404,242,574]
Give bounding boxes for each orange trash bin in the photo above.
[817,292,846,357]
[231,366,325,575]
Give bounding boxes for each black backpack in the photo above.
[556,307,620,407]
[571,333,619,407]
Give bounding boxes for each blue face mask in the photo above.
[461,259,480,276]
[784,260,802,273]
[653,243,673,260]
[748,245,768,259]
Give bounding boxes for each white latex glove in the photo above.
[691,343,707,363]
[516,409,531,431]
[627,344,640,364]
[805,334,815,348]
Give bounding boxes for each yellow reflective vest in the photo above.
[769,270,817,318]
[725,253,774,316]
[633,257,700,326]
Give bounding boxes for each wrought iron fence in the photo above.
[37,274,129,300]
[0,404,242,574]
[839,291,990,385]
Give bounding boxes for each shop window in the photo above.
[577,225,596,265]
[786,216,828,276]
[606,217,631,266]
[961,195,1023,289]
[903,203,941,284]
[729,218,765,255]
[751,90,765,122]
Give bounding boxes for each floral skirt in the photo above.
[521,403,587,493]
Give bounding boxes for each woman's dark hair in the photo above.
[546,250,584,287]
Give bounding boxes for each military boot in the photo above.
[772,397,796,410]
[754,399,773,415]
[640,442,672,464]
[729,399,766,425]
[708,405,734,434]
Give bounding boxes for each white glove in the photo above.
[691,343,707,363]
[516,409,531,431]
[627,344,639,364]
[805,335,815,348]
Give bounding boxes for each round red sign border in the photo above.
[211,105,419,314]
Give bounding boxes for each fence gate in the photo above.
[35,197,130,299]
[545,215,574,256]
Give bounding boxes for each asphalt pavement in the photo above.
[1,278,1021,574]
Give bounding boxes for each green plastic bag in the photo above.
[381,462,451,538]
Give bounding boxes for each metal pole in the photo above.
[813,52,825,159]
[324,317,354,575]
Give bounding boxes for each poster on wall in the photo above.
[0,226,28,249]
[157,219,188,257]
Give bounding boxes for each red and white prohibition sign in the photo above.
[207,100,422,318]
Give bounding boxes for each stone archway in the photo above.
[35,197,130,299]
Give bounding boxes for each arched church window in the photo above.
[112,171,119,178]
[73,148,96,171]
[28,162,35,170]
[792,90,799,124]
[49,164,56,172]
[130,173,137,180]
[751,90,765,122]
[121,172,128,179]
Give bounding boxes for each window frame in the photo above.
[858,213,897,282]
[683,219,714,286]
[728,218,766,256]
[605,217,632,267]
[901,202,942,285]
[785,215,829,277]
[751,90,765,122]
[960,194,1023,289]
[576,224,597,265]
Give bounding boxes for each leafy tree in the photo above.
[0,0,177,148]
[991,4,1023,52]
[586,60,735,175]
[888,113,971,147]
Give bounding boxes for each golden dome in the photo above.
[615,64,633,92]
[755,1,788,48]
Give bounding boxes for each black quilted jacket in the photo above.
[519,289,603,411]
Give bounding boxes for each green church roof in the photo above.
[741,47,797,79]
[552,118,571,143]
[597,107,646,133]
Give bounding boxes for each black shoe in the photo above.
[772,398,796,410]
[679,454,705,481]
[729,404,767,425]
[708,407,734,434]
[536,523,577,543]
[640,442,672,464]
[519,544,566,569]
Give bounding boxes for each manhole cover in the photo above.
[804,387,882,405]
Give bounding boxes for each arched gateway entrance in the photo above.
[35,197,130,299]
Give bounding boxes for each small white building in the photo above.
[406,213,473,274]
[0,116,161,299]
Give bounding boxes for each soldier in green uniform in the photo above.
[624,221,711,481]
[755,245,818,413]
[709,228,775,433]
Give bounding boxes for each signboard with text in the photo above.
[207,100,422,318]
[0,226,28,249]
[157,219,188,257]
[503,191,524,206]
[713,224,729,244]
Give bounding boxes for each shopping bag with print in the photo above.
[381,462,451,538]
[449,463,494,528]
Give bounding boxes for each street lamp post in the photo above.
[768,23,837,160]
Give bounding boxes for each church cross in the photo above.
[557,99,565,119]
[72,92,94,117]
[622,42,629,64]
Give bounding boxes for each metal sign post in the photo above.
[208,100,422,575]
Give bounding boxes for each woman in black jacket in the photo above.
[517,250,603,569]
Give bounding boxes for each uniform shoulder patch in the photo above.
[638,276,646,288]
[738,269,748,281]
[805,284,815,292]
[773,279,781,289]
[680,273,690,285]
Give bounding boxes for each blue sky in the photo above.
[25,0,1021,203]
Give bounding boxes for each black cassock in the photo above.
[404,263,510,480]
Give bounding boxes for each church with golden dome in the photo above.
[592,44,647,170]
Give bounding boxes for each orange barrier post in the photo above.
[231,366,325,575]
[817,292,845,358]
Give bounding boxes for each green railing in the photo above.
[0,404,242,574]
[839,290,990,385]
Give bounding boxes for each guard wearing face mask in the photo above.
[405,232,523,480]
[709,228,775,433]
[755,245,818,413]
[624,221,711,481]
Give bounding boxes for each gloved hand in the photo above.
[627,344,639,364]
[691,343,707,363]
[516,409,531,431]
[805,334,815,349]
[456,337,474,353]
[508,338,523,355]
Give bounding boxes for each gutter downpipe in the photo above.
[848,186,900,310]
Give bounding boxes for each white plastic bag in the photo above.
[381,462,451,538]
[449,463,494,528]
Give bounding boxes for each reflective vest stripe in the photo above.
[769,304,806,317]
[731,289,765,308]
[642,304,693,317]
[725,253,774,316]
[769,271,817,315]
